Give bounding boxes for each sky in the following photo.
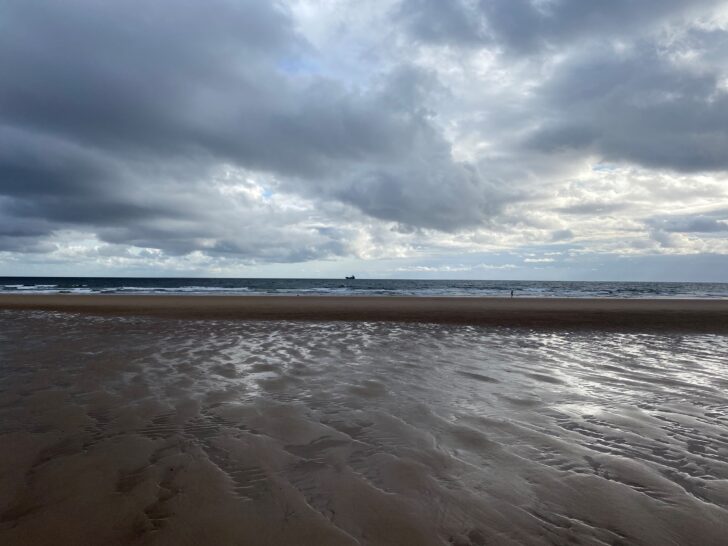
[1,0,728,281]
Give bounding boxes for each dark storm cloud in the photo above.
[1,0,379,174]
[0,0,298,152]
[527,41,728,172]
[0,206,57,253]
[0,126,203,243]
[0,0,499,261]
[0,236,55,254]
[2,0,728,267]
[401,0,728,174]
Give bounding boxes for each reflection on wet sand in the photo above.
[1,311,727,545]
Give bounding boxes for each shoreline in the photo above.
[2,294,728,333]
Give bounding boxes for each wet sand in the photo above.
[1,294,728,332]
[1,310,728,545]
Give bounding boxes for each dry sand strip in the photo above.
[2,294,728,333]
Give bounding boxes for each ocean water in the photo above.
[2,276,728,298]
[1,311,727,545]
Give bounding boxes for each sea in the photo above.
[2,277,728,298]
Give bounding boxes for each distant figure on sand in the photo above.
[510,290,514,298]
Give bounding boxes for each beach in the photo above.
[4,0,727,543]
[1,294,728,332]
[1,299,728,545]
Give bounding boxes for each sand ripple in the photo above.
[1,311,727,545]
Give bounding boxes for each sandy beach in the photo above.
[2,303,728,545]
[4,0,728,543]
[1,294,728,332]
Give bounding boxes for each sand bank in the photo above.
[1,294,728,332]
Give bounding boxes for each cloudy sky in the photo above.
[2,0,728,280]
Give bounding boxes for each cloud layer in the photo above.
[1,0,727,278]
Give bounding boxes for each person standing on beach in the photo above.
[510,290,514,298]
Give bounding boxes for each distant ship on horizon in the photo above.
[345,275,355,280]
